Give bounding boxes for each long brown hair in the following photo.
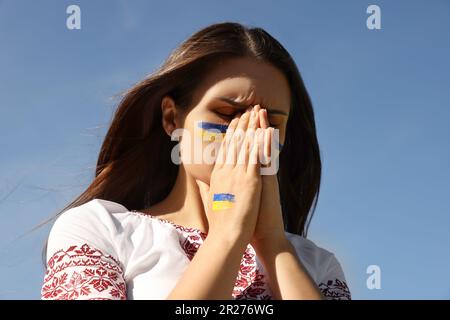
[41,21,321,263]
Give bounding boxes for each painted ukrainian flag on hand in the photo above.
[212,193,235,211]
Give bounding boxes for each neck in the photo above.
[146,165,210,234]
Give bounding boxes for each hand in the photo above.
[204,108,263,244]
[250,105,287,247]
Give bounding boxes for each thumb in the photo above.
[196,179,210,194]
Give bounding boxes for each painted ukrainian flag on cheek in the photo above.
[197,121,228,142]
[212,193,235,211]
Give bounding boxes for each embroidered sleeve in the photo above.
[41,207,127,300]
[317,254,351,300]
[41,243,126,300]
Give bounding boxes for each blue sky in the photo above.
[0,0,449,299]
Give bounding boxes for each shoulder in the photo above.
[51,198,129,224]
[46,199,148,263]
[284,231,351,300]
[49,198,154,233]
[284,231,337,270]
[42,199,133,300]
[48,199,130,243]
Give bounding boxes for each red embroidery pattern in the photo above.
[231,246,272,300]
[41,244,127,300]
[318,279,351,300]
[130,211,350,300]
[135,212,273,300]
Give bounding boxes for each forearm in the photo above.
[253,238,324,300]
[166,233,248,300]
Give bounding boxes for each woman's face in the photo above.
[175,57,291,184]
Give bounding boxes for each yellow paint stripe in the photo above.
[212,200,234,211]
[197,129,225,142]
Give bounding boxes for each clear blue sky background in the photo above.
[1,0,449,300]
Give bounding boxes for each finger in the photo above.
[220,115,239,166]
[237,133,251,167]
[238,108,258,166]
[226,113,240,141]
[244,108,257,157]
[262,127,272,166]
[236,110,250,132]
[259,108,269,129]
[228,112,240,130]
[253,104,262,129]
[214,132,227,169]
[233,110,250,151]
[248,106,258,130]
[196,179,210,198]
[248,128,261,174]
[257,127,266,166]
[226,126,239,166]
[244,132,253,167]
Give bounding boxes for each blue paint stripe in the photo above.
[198,121,228,133]
[213,193,235,202]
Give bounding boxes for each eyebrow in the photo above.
[216,96,288,116]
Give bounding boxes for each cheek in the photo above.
[179,121,226,160]
[178,120,226,182]
[196,120,228,143]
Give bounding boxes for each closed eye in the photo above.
[215,110,279,127]
[215,111,235,117]
[214,106,239,122]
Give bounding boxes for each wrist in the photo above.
[207,228,250,251]
[252,233,292,254]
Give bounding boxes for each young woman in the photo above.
[40,22,351,300]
